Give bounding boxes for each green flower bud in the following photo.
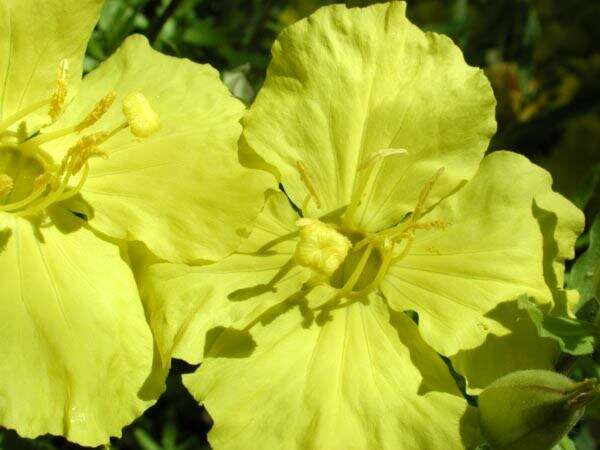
[478,369,599,450]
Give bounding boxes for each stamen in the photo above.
[358,148,407,170]
[0,174,14,197]
[344,147,407,228]
[392,235,415,262]
[413,167,444,223]
[33,173,53,190]
[122,92,161,138]
[18,172,72,217]
[296,161,321,212]
[0,174,50,212]
[24,90,118,149]
[59,164,89,201]
[74,90,117,132]
[49,59,70,121]
[377,167,446,242]
[352,244,396,298]
[0,98,51,133]
[340,244,373,293]
[64,133,109,174]
[105,121,129,140]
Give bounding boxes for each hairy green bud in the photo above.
[478,369,598,450]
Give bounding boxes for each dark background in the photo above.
[1,0,598,449]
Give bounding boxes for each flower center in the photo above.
[0,60,160,217]
[293,150,447,305]
[329,232,382,291]
[294,218,396,301]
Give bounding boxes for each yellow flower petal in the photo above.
[0,207,160,446]
[187,298,478,450]
[139,190,309,366]
[380,151,583,357]
[0,0,102,128]
[45,35,273,262]
[242,1,495,231]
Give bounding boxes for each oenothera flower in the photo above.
[0,0,270,445]
[142,2,583,449]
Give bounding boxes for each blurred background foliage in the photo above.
[1,0,599,449]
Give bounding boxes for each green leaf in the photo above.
[161,423,177,450]
[518,296,597,355]
[552,436,576,450]
[0,429,56,450]
[222,64,255,104]
[182,20,223,46]
[570,163,600,210]
[569,214,600,308]
[573,423,597,450]
[134,429,162,450]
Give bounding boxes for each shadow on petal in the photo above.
[0,227,12,253]
[460,405,484,448]
[533,199,583,316]
[450,298,559,393]
[59,192,96,222]
[204,326,257,359]
[138,337,169,402]
[227,258,295,302]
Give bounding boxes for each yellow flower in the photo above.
[140,2,584,449]
[0,0,270,445]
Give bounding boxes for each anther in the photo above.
[294,218,351,276]
[413,167,445,222]
[49,59,70,121]
[122,92,161,138]
[0,174,14,196]
[358,148,407,170]
[64,132,110,174]
[407,219,449,232]
[33,173,53,190]
[75,90,117,132]
[297,161,321,212]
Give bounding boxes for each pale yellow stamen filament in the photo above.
[340,244,373,294]
[297,161,321,213]
[0,99,51,132]
[358,148,408,170]
[413,167,444,223]
[0,184,47,212]
[22,126,79,150]
[352,245,395,298]
[106,121,129,140]
[18,173,72,217]
[58,164,89,201]
[24,93,118,150]
[377,167,446,242]
[392,237,415,263]
[344,148,407,228]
